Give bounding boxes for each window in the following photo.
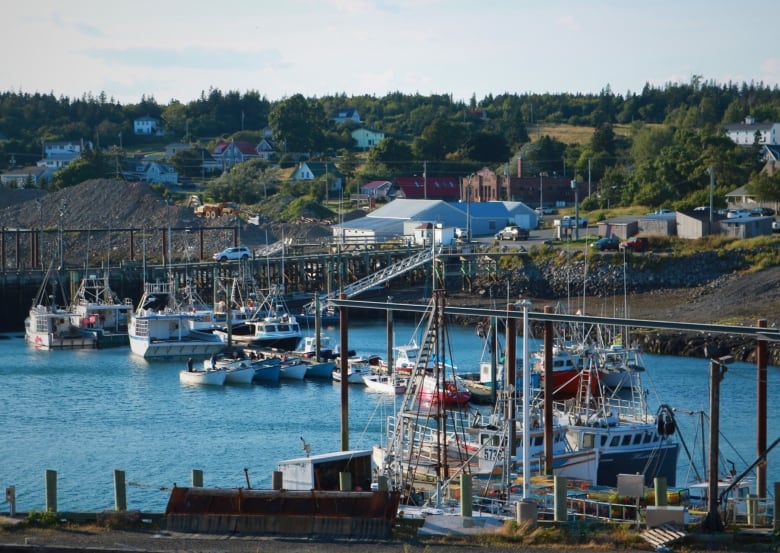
[582,433,595,449]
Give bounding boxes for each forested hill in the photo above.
[3,78,780,211]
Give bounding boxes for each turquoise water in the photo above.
[1,318,779,513]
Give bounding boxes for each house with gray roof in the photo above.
[725,116,780,146]
[331,199,535,244]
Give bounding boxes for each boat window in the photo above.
[622,435,632,446]
[534,436,543,447]
[610,436,620,447]
[600,435,608,446]
[633,434,642,445]
[482,435,500,447]
[643,433,652,443]
[582,433,595,449]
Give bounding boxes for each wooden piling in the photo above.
[113,469,127,511]
[192,469,203,487]
[45,469,57,513]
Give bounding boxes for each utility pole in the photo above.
[703,354,732,532]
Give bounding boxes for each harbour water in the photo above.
[2,317,779,514]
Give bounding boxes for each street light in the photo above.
[571,180,580,241]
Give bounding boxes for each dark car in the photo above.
[591,236,620,251]
[619,236,649,252]
[750,207,775,216]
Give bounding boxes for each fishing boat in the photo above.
[179,367,227,386]
[128,279,225,360]
[25,264,96,350]
[332,356,373,383]
[362,373,406,395]
[552,364,680,487]
[251,357,282,383]
[279,357,307,380]
[68,273,133,347]
[302,358,336,379]
[201,355,256,385]
[214,285,303,350]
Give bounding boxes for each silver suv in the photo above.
[213,246,251,262]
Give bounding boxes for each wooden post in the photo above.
[45,469,57,513]
[339,472,352,491]
[192,469,203,487]
[505,304,517,464]
[272,471,283,490]
[655,477,668,506]
[543,305,554,476]
[554,475,567,522]
[339,293,349,451]
[113,469,127,511]
[460,474,472,518]
[703,357,726,531]
[757,319,767,498]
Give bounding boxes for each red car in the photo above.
[619,236,649,252]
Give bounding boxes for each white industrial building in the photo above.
[331,199,537,244]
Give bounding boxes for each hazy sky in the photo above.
[4,1,777,105]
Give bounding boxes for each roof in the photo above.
[361,180,392,190]
[134,115,159,122]
[368,198,457,220]
[298,161,342,179]
[724,121,775,131]
[395,176,459,199]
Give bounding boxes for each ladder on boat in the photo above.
[384,290,455,498]
[303,246,438,313]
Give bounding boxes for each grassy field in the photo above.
[530,123,634,145]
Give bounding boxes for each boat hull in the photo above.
[597,442,680,487]
[179,369,226,386]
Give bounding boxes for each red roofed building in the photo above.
[394,176,460,201]
[211,139,260,170]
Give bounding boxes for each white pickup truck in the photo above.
[555,215,588,228]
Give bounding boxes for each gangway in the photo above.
[302,247,438,314]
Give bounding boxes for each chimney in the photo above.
[517,156,523,178]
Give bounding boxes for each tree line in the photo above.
[2,76,780,210]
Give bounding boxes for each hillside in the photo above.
[0,180,333,264]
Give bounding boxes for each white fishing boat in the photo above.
[25,264,96,350]
[201,355,256,385]
[179,366,227,386]
[129,280,225,360]
[68,273,133,348]
[332,356,372,383]
[362,373,406,394]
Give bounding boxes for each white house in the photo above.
[124,161,178,185]
[291,161,343,192]
[333,108,361,124]
[36,140,91,178]
[0,165,47,188]
[725,116,780,146]
[134,115,161,135]
[351,128,385,150]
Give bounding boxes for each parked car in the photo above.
[751,207,775,216]
[559,215,588,228]
[591,236,620,251]
[619,236,649,252]
[213,246,251,262]
[495,225,529,241]
[773,219,780,233]
[726,209,751,219]
[535,206,557,215]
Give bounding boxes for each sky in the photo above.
[4,1,779,106]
